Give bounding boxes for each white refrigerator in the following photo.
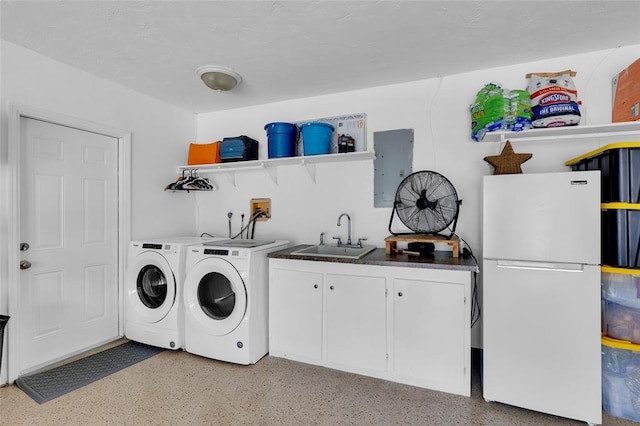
[482,171,602,425]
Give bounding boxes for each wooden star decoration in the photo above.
[483,141,532,175]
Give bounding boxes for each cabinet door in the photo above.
[482,260,601,424]
[393,278,465,387]
[325,274,387,373]
[269,268,323,362]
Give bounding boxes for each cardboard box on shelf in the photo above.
[613,58,640,123]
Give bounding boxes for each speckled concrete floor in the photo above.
[0,345,635,425]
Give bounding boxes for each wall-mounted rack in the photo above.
[482,121,640,143]
[176,151,375,186]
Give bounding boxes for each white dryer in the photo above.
[183,239,288,364]
[125,237,223,350]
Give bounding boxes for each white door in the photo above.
[183,257,247,336]
[125,251,176,324]
[18,117,119,374]
[269,267,323,362]
[393,278,466,392]
[324,274,387,373]
[483,171,601,264]
[482,260,602,424]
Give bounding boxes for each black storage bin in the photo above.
[220,136,259,163]
[566,143,640,203]
[602,205,640,268]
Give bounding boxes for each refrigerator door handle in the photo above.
[495,259,586,272]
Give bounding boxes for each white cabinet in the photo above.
[268,267,323,363]
[269,258,472,396]
[325,274,386,373]
[392,277,467,395]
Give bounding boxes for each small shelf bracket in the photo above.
[263,164,279,185]
[224,171,237,187]
[301,159,317,183]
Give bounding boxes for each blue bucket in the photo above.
[300,122,334,155]
[265,122,297,158]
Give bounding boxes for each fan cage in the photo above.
[388,170,461,238]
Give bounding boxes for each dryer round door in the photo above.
[125,251,176,323]
[184,257,247,336]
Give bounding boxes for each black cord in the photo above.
[230,211,263,239]
[251,215,258,239]
[451,231,481,328]
[200,232,216,238]
[470,272,481,328]
[251,211,268,239]
[230,210,267,240]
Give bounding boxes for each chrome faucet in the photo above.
[336,213,352,246]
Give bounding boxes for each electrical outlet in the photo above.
[250,198,271,221]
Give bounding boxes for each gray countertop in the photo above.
[268,245,479,273]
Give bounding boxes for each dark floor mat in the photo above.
[15,340,165,404]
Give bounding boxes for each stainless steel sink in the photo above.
[290,244,376,259]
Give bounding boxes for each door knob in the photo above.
[20,260,32,270]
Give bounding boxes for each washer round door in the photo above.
[125,251,176,323]
[184,257,247,336]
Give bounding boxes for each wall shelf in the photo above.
[176,151,375,185]
[482,122,640,143]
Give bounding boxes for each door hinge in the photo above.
[385,288,388,297]
[464,296,467,304]
[386,353,389,360]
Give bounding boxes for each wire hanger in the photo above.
[164,169,214,192]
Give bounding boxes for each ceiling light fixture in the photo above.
[196,65,242,92]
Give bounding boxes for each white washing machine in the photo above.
[183,239,289,364]
[125,236,224,350]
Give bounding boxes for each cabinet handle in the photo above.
[330,285,334,290]
[398,292,403,297]
[313,284,318,289]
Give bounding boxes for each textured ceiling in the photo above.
[2,1,640,113]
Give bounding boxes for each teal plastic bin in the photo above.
[300,122,334,155]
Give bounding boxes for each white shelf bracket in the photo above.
[264,165,278,185]
[208,177,217,191]
[224,171,237,187]
[301,159,317,183]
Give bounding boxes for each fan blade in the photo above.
[397,191,419,206]
[433,205,451,228]
[420,208,445,233]
[399,188,420,204]
[402,203,423,226]
[426,178,450,200]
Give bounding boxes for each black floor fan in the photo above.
[388,170,462,238]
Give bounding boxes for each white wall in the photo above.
[0,41,198,239]
[0,39,637,357]
[0,41,197,367]
[196,44,640,347]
